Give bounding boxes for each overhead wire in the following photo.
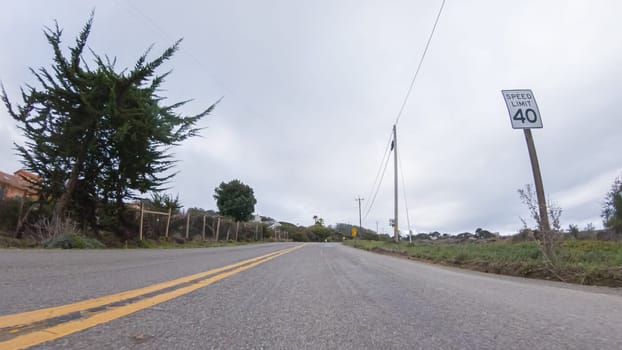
[398,148,413,235]
[118,0,228,93]
[394,0,446,126]
[119,0,445,230]
[362,0,446,231]
[115,0,274,124]
[362,129,394,215]
[363,139,393,221]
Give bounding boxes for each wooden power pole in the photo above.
[393,124,399,242]
[355,197,364,240]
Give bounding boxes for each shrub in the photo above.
[568,224,579,239]
[289,230,310,242]
[42,233,104,249]
[134,239,156,248]
[0,197,22,233]
[602,174,622,234]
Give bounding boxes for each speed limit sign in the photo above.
[500,88,551,232]
[501,89,543,129]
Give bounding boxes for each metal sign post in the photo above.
[501,89,550,232]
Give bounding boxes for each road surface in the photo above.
[1,243,621,349]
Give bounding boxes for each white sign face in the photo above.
[501,89,543,129]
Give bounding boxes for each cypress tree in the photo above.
[2,13,217,230]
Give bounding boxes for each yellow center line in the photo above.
[1,244,304,349]
[2,245,304,350]
[0,245,301,331]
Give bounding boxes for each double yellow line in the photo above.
[0,245,303,350]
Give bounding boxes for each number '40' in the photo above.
[513,108,538,123]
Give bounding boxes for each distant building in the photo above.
[253,215,269,223]
[268,222,281,230]
[0,169,40,200]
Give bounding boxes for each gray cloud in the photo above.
[1,1,620,235]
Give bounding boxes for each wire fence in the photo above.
[137,205,279,242]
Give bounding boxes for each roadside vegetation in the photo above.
[344,238,622,287]
[345,174,622,287]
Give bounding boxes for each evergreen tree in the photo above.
[1,13,217,229]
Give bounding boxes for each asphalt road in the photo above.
[1,243,622,349]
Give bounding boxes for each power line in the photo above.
[118,0,228,93]
[362,129,394,215]
[362,0,446,225]
[363,143,393,221]
[398,146,413,235]
[115,0,275,124]
[394,0,446,126]
[364,0,446,236]
[120,0,442,231]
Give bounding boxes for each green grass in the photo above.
[344,239,622,287]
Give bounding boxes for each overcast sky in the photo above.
[1,1,621,235]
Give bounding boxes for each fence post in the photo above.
[16,192,25,231]
[202,215,206,241]
[215,217,221,241]
[185,209,190,239]
[165,208,172,238]
[139,202,144,241]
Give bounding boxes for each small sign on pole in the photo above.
[351,227,357,238]
[501,89,543,129]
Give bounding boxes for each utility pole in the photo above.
[393,124,399,242]
[355,197,364,240]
